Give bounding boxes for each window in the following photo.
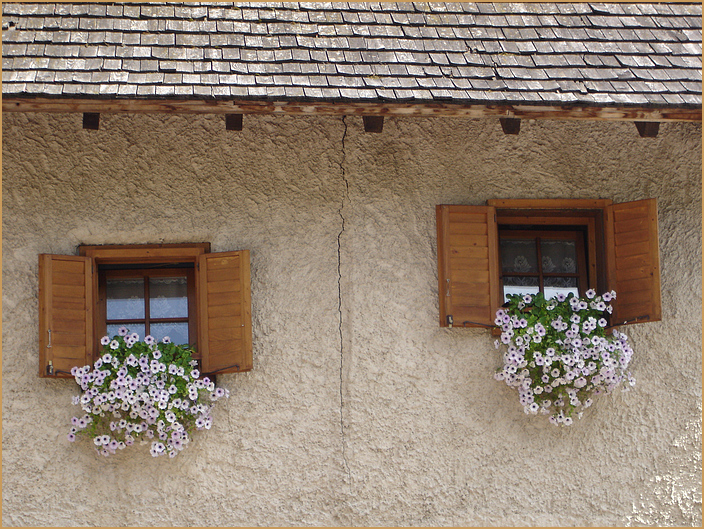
[38,244,252,378]
[499,229,587,302]
[101,267,196,347]
[436,199,661,328]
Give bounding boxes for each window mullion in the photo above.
[106,318,147,325]
[536,236,544,294]
[144,274,151,337]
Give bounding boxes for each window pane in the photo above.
[541,239,578,273]
[544,277,579,300]
[106,323,146,342]
[502,276,539,302]
[151,323,189,346]
[106,279,145,320]
[500,239,538,274]
[150,277,189,319]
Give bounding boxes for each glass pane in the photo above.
[500,239,538,274]
[502,276,539,303]
[150,277,189,319]
[151,323,189,346]
[106,323,146,343]
[541,239,578,273]
[106,279,145,320]
[544,277,579,300]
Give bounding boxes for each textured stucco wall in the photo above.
[2,111,701,527]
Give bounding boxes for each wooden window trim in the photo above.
[81,244,209,358]
[79,243,210,264]
[488,198,613,210]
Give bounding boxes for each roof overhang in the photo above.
[2,97,701,122]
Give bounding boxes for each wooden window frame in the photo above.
[39,243,253,378]
[437,198,661,329]
[495,211,602,294]
[81,244,207,359]
[99,267,198,357]
[498,228,589,300]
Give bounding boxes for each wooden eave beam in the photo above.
[2,98,701,122]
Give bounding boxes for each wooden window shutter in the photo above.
[38,254,94,378]
[197,250,253,374]
[436,205,500,327]
[605,198,662,325]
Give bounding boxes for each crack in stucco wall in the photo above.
[337,115,351,481]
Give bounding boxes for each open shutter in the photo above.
[436,205,500,327]
[197,250,253,374]
[38,254,94,378]
[605,198,662,325]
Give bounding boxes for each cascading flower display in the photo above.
[494,290,635,426]
[68,327,229,457]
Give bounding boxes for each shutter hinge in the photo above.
[46,328,52,348]
[203,363,240,376]
[619,315,651,325]
[447,315,453,327]
[446,278,451,296]
[47,360,54,376]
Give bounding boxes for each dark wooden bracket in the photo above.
[634,121,660,138]
[226,113,243,131]
[363,115,384,133]
[499,117,521,135]
[82,112,100,130]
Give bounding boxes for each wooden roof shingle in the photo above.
[2,2,701,118]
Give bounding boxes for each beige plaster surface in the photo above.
[2,112,701,526]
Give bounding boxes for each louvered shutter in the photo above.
[436,205,500,327]
[605,198,662,325]
[197,250,253,374]
[38,254,94,378]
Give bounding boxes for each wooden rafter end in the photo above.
[499,117,521,135]
[363,115,384,133]
[634,121,660,138]
[225,113,243,131]
[82,112,100,130]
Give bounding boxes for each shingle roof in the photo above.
[2,2,702,108]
